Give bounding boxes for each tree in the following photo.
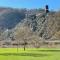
[14,26,32,51]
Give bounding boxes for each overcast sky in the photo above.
[0,0,60,11]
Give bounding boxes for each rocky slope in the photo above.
[0,7,60,47]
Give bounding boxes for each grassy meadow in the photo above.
[0,48,60,60]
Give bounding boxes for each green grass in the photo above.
[0,48,60,60]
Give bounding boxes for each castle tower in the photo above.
[45,5,49,13]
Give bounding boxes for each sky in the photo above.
[0,0,60,11]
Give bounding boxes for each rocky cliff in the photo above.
[0,7,60,47]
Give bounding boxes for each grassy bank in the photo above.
[0,48,60,60]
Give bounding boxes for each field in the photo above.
[0,48,60,60]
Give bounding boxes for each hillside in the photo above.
[0,7,60,47]
[0,8,26,30]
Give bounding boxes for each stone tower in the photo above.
[45,5,49,13]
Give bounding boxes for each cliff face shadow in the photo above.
[0,53,49,57]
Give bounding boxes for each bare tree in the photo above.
[14,26,32,51]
